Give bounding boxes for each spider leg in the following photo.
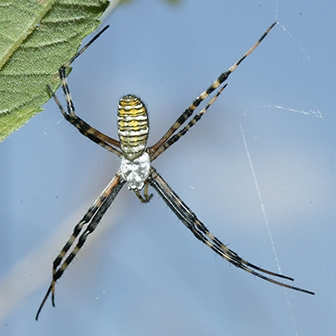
[47,25,122,155]
[148,21,276,159]
[47,85,121,155]
[36,174,126,320]
[150,84,227,160]
[148,167,314,296]
[62,26,110,69]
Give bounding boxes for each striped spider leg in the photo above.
[36,27,126,320]
[148,168,314,295]
[36,175,125,320]
[49,25,122,157]
[37,21,313,320]
[148,21,277,161]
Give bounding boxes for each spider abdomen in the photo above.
[117,95,149,161]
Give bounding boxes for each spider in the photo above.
[36,21,314,320]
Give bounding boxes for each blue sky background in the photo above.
[1,0,336,335]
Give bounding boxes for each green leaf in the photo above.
[0,0,110,142]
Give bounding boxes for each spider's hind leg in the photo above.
[50,26,110,117]
[149,22,277,161]
[46,26,122,155]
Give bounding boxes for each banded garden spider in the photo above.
[36,21,314,320]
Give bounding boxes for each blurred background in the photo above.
[1,0,335,335]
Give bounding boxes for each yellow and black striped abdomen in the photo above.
[117,95,149,161]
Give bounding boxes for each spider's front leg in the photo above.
[148,167,315,296]
[36,174,125,320]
